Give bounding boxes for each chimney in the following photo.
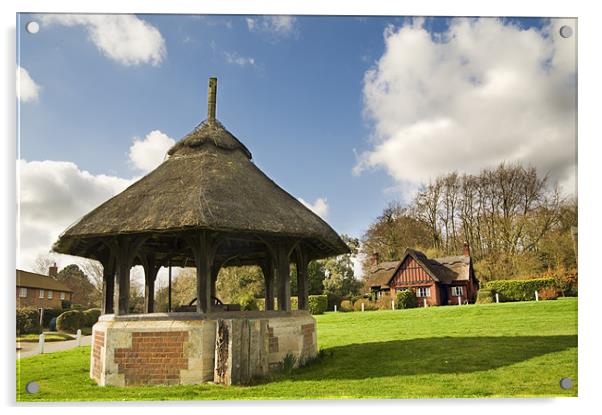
[207,77,217,122]
[371,252,380,268]
[48,263,58,278]
[463,242,471,257]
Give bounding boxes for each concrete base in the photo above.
[90,310,317,386]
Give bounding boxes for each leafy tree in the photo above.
[55,264,98,307]
[322,235,362,308]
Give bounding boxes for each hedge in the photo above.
[396,290,418,309]
[484,278,556,302]
[83,308,101,327]
[56,310,85,333]
[476,288,495,304]
[17,307,41,335]
[308,295,328,314]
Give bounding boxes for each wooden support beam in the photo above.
[108,235,148,316]
[296,246,309,311]
[100,254,115,315]
[186,232,217,313]
[260,258,275,311]
[276,243,291,312]
[140,254,161,314]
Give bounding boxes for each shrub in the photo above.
[538,287,559,301]
[396,290,418,309]
[484,278,556,302]
[375,294,394,310]
[83,308,101,327]
[56,310,85,333]
[353,299,378,311]
[16,307,41,335]
[476,288,495,304]
[239,294,259,311]
[339,299,353,312]
[308,295,328,315]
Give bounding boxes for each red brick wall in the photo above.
[92,331,105,381]
[114,331,189,386]
[16,287,71,309]
[301,323,314,355]
[446,282,470,305]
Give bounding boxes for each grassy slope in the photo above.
[17,298,577,401]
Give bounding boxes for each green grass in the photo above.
[17,332,75,343]
[17,298,577,401]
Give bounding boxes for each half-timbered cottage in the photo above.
[365,244,479,306]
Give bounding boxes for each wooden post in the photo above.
[296,247,309,311]
[458,296,461,306]
[141,254,160,314]
[495,293,499,303]
[535,290,539,302]
[112,236,147,316]
[334,305,337,312]
[115,247,131,316]
[100,255,115,315]
[187,232,216,313]
[361,303,364,312]
[168,258,172,312]
[276,243,291,312]
[423,298,428,308]
[261,258,275,311]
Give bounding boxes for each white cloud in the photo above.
[298,197,329,219]
[246,16,297,36]
[355,18,577,196]
[17,160,135,271]
[128,130,175,173]
[17,66,40,102]
[41,14,166,66]
[224,52,255,66]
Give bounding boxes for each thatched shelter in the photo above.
[53,77,348,317]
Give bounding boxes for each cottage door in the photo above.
[440,285,449,305]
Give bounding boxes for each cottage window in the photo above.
[60,292,65,300]
[39,289,45,299]
[19,287,27,298]
[452,286,463,297]
[48,290,53,299]
[416,287,430,297]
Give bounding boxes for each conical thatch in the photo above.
[53,118,349,261]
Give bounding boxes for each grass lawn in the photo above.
[17,332,75,343]
[16,298,577,401]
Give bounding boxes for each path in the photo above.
[17,335,92,359]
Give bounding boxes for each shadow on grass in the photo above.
[294,335,577,380]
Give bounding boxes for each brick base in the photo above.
[90,311,316,387]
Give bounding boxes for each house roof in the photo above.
[52,117,349,261]
[16,269,73,292]
[365,248,473,289]
[366,261,399,288]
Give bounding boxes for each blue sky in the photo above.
[16,14,576,272]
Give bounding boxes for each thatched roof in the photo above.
[365,249,472,289]
[53,117,348,262]
[365,261,398,289]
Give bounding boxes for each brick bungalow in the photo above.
[16,265,73,309]
[365,244,479,306]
